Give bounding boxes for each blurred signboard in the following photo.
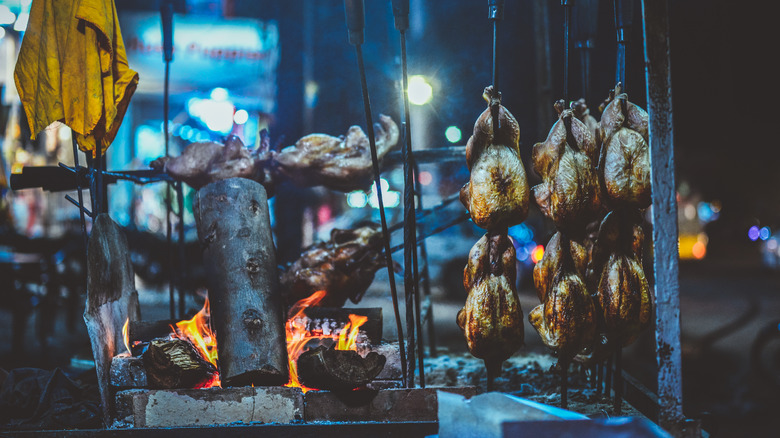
[119,12,279,112]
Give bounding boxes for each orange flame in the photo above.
[169,297,221,388]
[284,291,368,392]
[121,317,131,357]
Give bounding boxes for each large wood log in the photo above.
[194,178,288,386]
[84,214,141,426]
[143,338,217,389]
[297,345,386,391]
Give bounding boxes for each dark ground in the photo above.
[1,242,779,437]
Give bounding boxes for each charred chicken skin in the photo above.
[531,100,602,234]
[460,86,530,230]
[598,83,651,209]
[529,233,597,364]
[151,133,275,193]
[457,232,525,378]
[280,225,386,308]
[274,114,400,192]
[588,210,653,347]
[533,231,589,304]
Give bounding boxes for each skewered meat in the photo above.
[150,132,276,194]
[533,231,588,303]
[571,98,600,148]
[598,83,651,209]
[460,86,529,230]
[457,232,524,378]
[274,115,400,192]
[529,233,596,364]
[531,100,602,234]
[588,209,653,347]
[280,225,386,308]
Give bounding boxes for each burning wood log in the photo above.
[297,345,386,391]
[301,307,383,344]
[194,178,288,387]
[83,214,141,425]
[143,338,217,389]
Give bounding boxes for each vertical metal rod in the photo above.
[398,29,426,388]
[93,143,103,216]
[642,0,684,429]
[605,355,613,396]
[561,361,568,409]
[413,162,436,357]
[354,43,408,388]
[489,0,503,131]
[176,181,186,317]
[562,0,573,102]
[614,346,623,414]
[164,59,175,320]
[71,138,89,251]
[596,363,603,397]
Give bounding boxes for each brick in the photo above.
[115,386,304,427]
[110,356,147,388]
[304,386,476,423]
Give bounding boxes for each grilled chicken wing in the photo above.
[457,232,524,377]
[598,83,651,209]
[588,210,653,347]
[531,100,602,234]
[274,115,399,192]
[529,234,596,364]
[460,86,529,230]
[280,225,386,307]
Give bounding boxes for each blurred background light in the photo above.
[445,125,462,143]
[759,227,771,241]
[748,226,760,241]
[210,87,229,101]
[13,11,28,31]
[0,6,15,25]
[233,109,249,125]
[408,75,432,106]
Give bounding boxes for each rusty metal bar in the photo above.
[641,0,684,432]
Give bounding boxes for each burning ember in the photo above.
[169,297,221,388]
[285,290,368,391]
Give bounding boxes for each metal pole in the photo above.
[161,0,176,319]
[562,0,573,102]
[345,0,408,387]
[641,0,685,430]
[71,138,89,251]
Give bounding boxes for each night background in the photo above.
[1,0,779,437]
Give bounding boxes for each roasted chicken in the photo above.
[588,210,653,347]
[460,86,529,230]
[598,83,651,209]
[151,133,275,193]
[280,225,386,308]
[274,115,400,192]
[457,232,524,378]
[571,98,600,147]
[531,100,602,234]
[533,231,588,303]
[529,233,596,364]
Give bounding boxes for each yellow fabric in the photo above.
[13,0,138,157]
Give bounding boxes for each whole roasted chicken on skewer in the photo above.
[588,209,653,347]
[460,86,529,230]
[531,100,602,235]
[598,83,651,209]
[571,98,600,147]
[529,233,597,366]
[457,232,525,386]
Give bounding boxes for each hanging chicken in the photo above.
[531,100,602,234]
[571,98,600,149]
[457,232,525,384]
[588,209,653,347]
[529,233,597,366]
[597,83,651,209]
[460,86,529,230]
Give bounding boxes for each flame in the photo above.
[121,317,131,357]
[284,291,368,392]
[169,297,221,388]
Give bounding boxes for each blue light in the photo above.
[445,126,462,143]
[760,227,771,241]
[748,226,760,241]
[697,202,713,222]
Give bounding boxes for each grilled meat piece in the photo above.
[571,98,600,148]
[529,233,596,364]
[280,225,386,308]
[588,210,653,347]
[598,83,651,209]
[460,86,529,230]
[531,100,602,234]
[533,231,588,303]
[150,133,276,194]
[274,115,399,192]
[457,232,524,377]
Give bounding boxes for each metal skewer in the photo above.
[161,0,176,319]
[614,0,634,90]
[562,0,574,103]
[344,0,408,388]
[392,0,425,388]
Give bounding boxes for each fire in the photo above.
[121,317,131,357]
[169,297,221,388]
[285,291,368,392]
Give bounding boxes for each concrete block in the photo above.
[304,386,476,423]
[115,386,304,427]
[373,342,403,380]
